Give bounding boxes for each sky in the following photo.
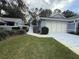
[23,0,79,13]
[66,0,79,13]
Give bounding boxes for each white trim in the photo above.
[40,17,79,22]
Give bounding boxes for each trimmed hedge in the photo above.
[68,32,79,35]
[0,29,26,41]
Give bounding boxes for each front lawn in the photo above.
[0,35,79,59]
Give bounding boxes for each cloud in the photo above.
[51,0,74,11]
[25,0,74,11]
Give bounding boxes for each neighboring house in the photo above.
[28,9,79,35]
[0,17,27,31]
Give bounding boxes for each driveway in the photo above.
[27,32,79,55]
[50,33,79,55]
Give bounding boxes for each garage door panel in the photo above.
[51,21,67,33]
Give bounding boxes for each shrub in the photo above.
[41,27,49,34]
[68,32,75,34]
[0,30,9,41]
[0,28,26,41]
[68,32,79,35]
[23,27,29,32]
[12,27,20,30]
[8,30,26,35]
[16,30,26,35]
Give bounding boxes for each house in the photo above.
[0,17,27,31]
[28,9,79,35]
[67,16,79,33]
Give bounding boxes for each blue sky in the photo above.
[66,0,79,13]
[25,0,79,13]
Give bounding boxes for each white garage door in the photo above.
[49,21,67,34]
[41,21,67,34]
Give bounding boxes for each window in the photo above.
[6,21,15,26]
[0,22,5,25]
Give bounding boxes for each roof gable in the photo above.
[49,9,65,19]
[49,13,65,19]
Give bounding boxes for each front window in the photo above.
[6,21,15,26]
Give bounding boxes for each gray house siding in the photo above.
[67,22,75,32]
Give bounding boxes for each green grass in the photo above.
[0,35,79,59]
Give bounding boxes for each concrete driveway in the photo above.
[50,33,79,55]
[27,32,79,55]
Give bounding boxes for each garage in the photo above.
[51,21,67,33]
[41,20,67,34]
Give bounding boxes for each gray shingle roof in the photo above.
[0,17,21,22]
[40,12,79,22]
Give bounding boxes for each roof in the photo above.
[40,14,79,22]
[40,17,79,22]
[49,9,66,19]
[49,13,66,19]
[40,17,70,22]
[0,17,22,22]
[40,11,69,22]
[40,9,79,22]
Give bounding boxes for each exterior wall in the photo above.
[67,22,75,32]
[41,20,67,34]
[0,18,25,31]
[0,26,19,31]
[67,20,79,33]
[15,19,24,26]
[74,20,79,33]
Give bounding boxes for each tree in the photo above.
[39,9,52,17]
[27,8,43,33]
[62,10,77,18]
[0,0,27,23]
[0,0,6,16]
[27,8,43,25]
